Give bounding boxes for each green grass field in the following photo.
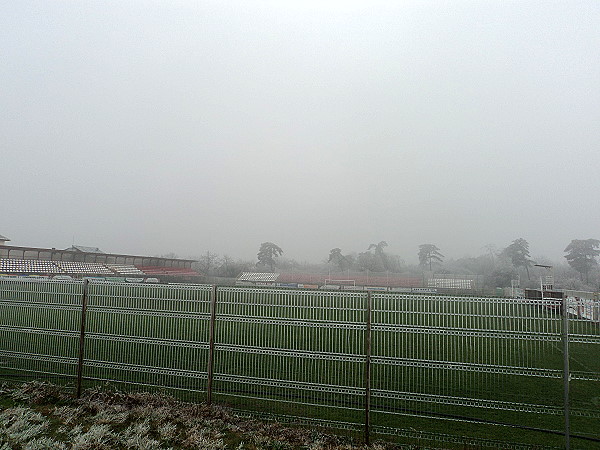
[1,279,600,448]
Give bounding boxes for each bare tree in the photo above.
[197,251,220,276]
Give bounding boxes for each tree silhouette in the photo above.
[564,239,600,283]
[328,248,349,271]
[368,241,388,255]
[418,244,444,271]
[502,238,534,280]
[256,242,283,272]
[366,241,389,271]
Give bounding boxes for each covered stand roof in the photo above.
[0,241,199,279]
[65,245,104,253]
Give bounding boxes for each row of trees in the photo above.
[257,239,600,282]
[191,238,600,290]
[327,242,445,273]
[253,241,446,274]
[497,238,600,284]
[193,251,254,278]
[327,241,405,273]
[256,241,448,274]
[193,242,286,276]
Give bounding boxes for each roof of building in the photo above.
[0,235,10,242]
[64,245,104,253]
[237,272,280,282]
[0,244,196,263]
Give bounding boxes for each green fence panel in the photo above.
[567,296,600,445]
[0,277,82,382]
[81,281,213,397]
[369,293,568,448]
[212,287,368,427]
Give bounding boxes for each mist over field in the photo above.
[2,1,599,264]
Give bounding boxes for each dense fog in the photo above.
[3,1,599,267]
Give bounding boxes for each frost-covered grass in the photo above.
[0,381,399,450]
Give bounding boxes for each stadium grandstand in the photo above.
[0,235,200,282]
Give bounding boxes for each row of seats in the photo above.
[106,264,146,275]
[136,266,201,276]
[0,259,199,278]
[54,261,114,275]
[0,259,63,273]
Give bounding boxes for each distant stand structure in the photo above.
[0,235,200,282]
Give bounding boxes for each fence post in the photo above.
[206,284,218,405]
[76,278,89,398]
[561,295,570,450]
[364,291,372,445]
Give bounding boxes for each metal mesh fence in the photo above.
[1,279,600,447]
[212,287,367,425]
[566,296,600,443]
[0,278,82,382]
[369,293,572,446]
[82,281,213,396]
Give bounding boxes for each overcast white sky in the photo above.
[2,1,599,263]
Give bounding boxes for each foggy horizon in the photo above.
[0,233,592,267]
[3,1,599,266]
